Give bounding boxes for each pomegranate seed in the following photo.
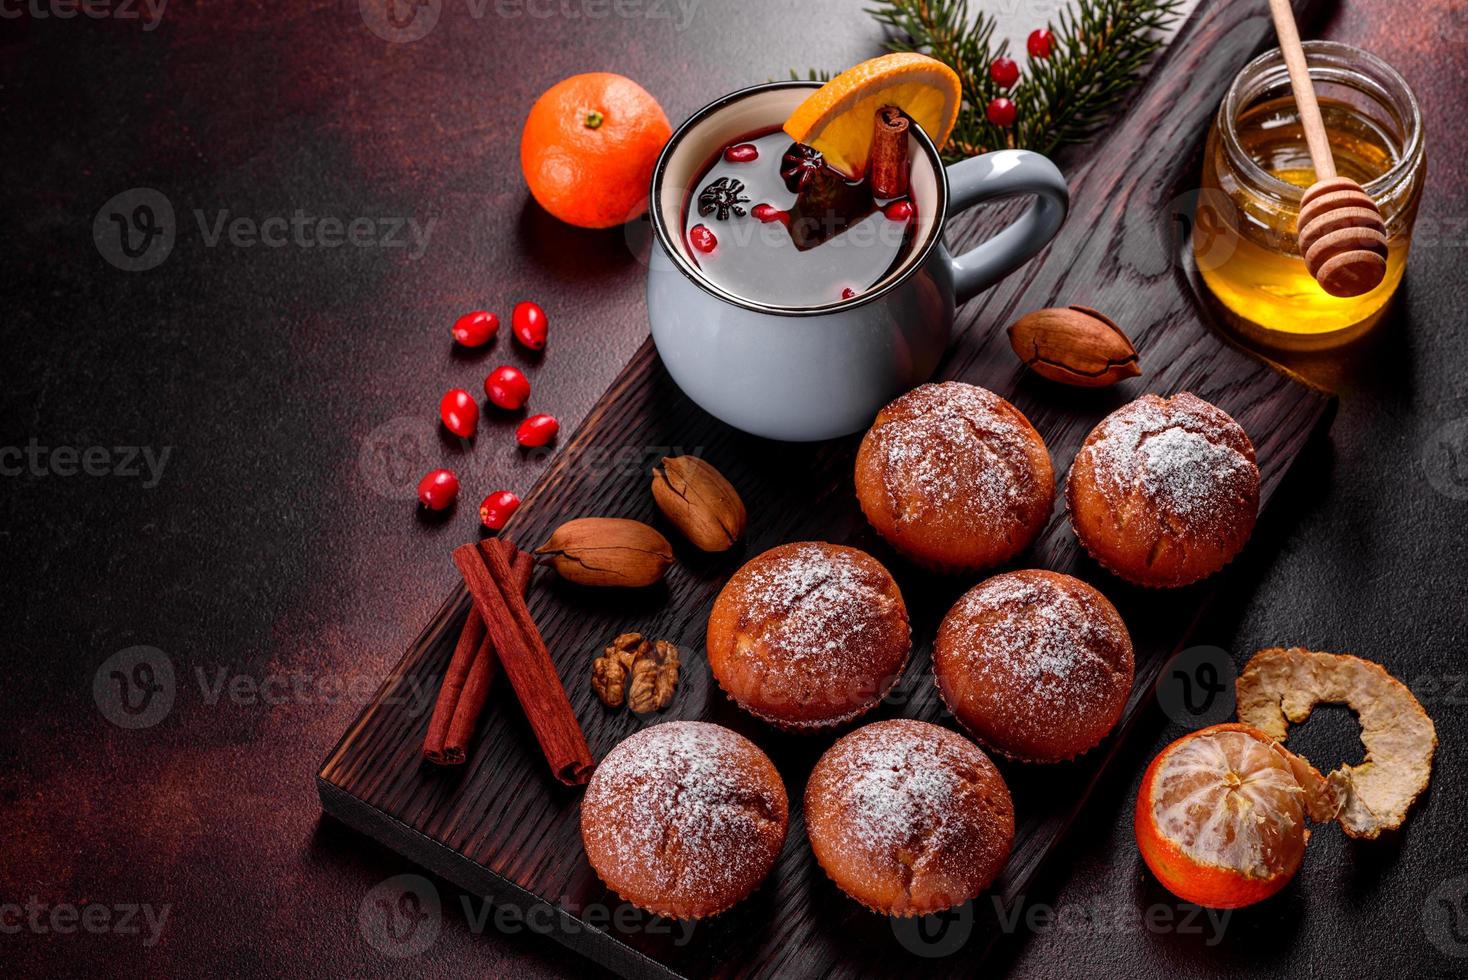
[478,490,521,531]
[452,310,498,347]
[987,97,1017,128]
[989,57,1019,88]
[840,287,858,300]
[511,301,548,351]
[751,203,786,224]
[1027,28,1054,59]
[516,413,559,448]
[417,468,459,511]
[689,224,717,253]
[882,200,914,222]
[439,388,479,438]
[484,365,531,411]
[723,143,759,163]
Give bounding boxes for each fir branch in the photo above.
[866,0,1182,160]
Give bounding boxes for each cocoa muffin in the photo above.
[933,570,1134,763]
[805,719,1014,916]
[1066,392,1259,588]
[580,721,788,919]
[855,382,1054,573]
[706,542,910,730]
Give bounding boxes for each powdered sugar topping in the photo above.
[585,722,783,902]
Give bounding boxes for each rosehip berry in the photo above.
[439,388,479,438]
[478,490,521,531]
[987,97,1017,128]
[483,365,531,411]
[882,200,914,222]
[452,310,498,347]
[417,468,459,511]
[723,143,759,163]
[511,301,548,351]
[751,203,786,224]
[989,57,1019,88]
[689,224,717,253]
[516,413,559,448]
[1027,28,1054,59]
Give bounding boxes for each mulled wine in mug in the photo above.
[647,80,1068,442]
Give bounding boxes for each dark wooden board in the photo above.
[319,2,1332,976]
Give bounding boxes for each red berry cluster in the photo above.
[417,300,559,529]
[984,28,1056,130]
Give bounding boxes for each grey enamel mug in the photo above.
[647,81,1068,442]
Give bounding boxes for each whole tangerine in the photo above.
[520,72,671,229]
[1135,723,1317,909]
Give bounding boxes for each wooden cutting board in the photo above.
[319,2,1331,976]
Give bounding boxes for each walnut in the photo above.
[627,640,680,714]
[591,633,650,708]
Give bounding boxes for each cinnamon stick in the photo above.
[424,539,533,765]
[869,105,910,199]
[452,538,594,785]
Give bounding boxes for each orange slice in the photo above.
[783,53,961,177]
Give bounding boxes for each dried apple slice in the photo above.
[1236,647,1437,839]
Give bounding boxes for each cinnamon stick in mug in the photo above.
[869,105,910,199]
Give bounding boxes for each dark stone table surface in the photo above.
[2,2,1465,977]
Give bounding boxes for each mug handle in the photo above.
[943,150,1069,305]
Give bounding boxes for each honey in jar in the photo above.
[1195,42,1424,346]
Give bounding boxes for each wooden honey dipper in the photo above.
[1267,0,1388,297]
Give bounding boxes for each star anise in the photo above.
[780,142,826,193]
[697,177,749,221]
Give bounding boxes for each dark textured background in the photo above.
[2,1,1466,977]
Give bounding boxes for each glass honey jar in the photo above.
[1195,41,1424,347]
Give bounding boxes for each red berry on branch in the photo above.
[689,224,717,253]
[452,310,498,347]
[483,365,531,410]
[989,57,1019,88]
[439,388,479,438]
[511,301,548,350]
[516,413,559,448]
[986,97,1017,128]
[417,468,459,511]
[723,143,759,163]
[882,200,914,222]
[1027,28,1054,59]
[478,490,521,531]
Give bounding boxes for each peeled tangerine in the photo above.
[1135,723,1341,909]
